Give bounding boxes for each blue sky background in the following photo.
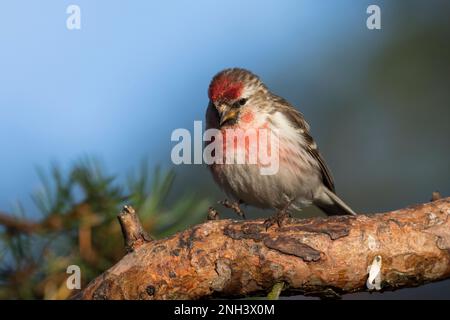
[0,0,380,212]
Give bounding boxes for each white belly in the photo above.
[210,159,321,210]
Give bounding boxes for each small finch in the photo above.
[205,68,356,226]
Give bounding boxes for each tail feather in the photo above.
[314,187,357,216]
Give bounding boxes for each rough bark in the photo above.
[77,197,450,300]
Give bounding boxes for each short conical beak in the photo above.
[219,107,239,126]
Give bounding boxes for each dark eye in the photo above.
[237,98,247,106]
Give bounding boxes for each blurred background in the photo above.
[0,0,449,299]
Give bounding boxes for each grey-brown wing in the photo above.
[272,95,336,192]
[303,132,335,192]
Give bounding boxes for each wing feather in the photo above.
[271,95,335,192]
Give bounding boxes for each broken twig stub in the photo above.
[117,205,152,252]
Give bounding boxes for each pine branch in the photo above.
[0,212,39,234]
[0,202,94,235]
[77,196,450,300]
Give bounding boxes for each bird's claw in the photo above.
[264,210,290,230]
[218,199,246,219]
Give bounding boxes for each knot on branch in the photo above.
[118,205,152,252]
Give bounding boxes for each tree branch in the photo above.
[77,197,450,300]
[0,211,40,234]
[0,202,95,235]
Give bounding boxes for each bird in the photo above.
[205,68,356,227]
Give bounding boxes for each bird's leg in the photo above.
[264,200,293,229]
[218,199,246,219]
